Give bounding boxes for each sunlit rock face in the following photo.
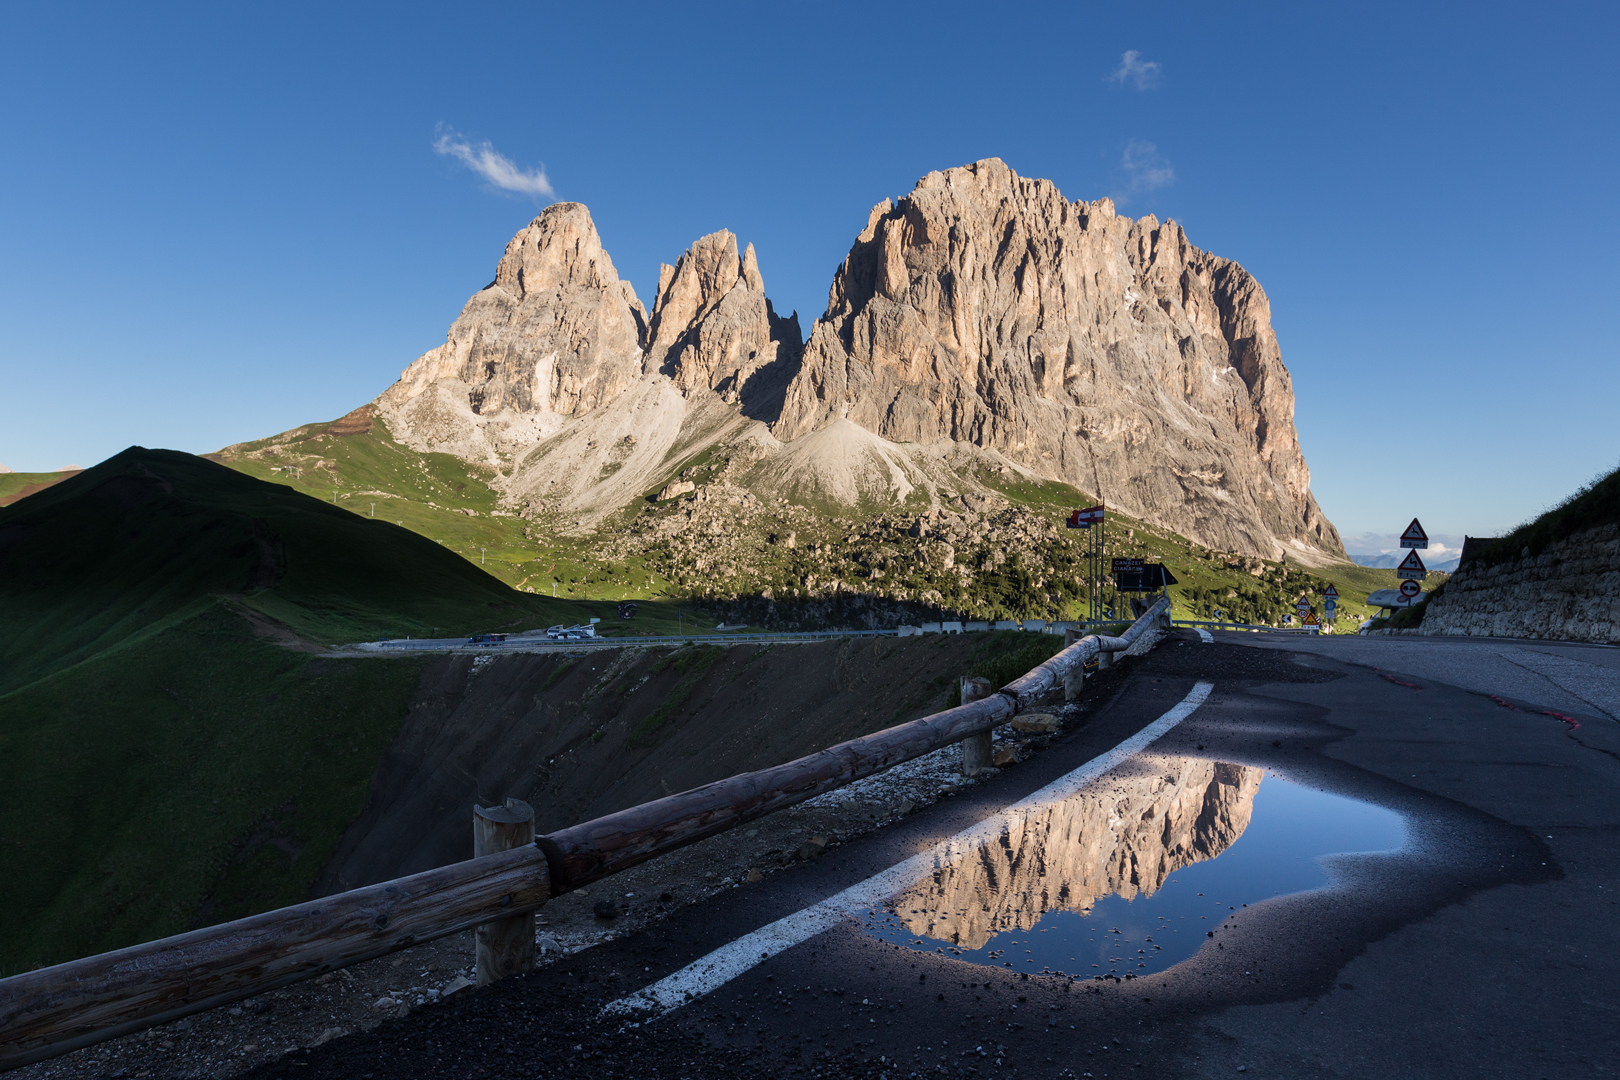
[645,230,802,411]
[386,202,648,418]
[376,203,651,462]
[775,158,1341,562]
[355,161,1343,560]
[896,757,1262,949]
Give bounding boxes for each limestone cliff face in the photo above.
[381,203,648,421]
[899,757,1261,948]
[645,230,802,410]
[774,159,1341,561]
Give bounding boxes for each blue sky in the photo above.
[2,2,1615,545]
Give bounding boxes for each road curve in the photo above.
[212,631,1620,1079]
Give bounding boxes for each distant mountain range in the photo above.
[306,158,1343,564]
[1353,551,1460,573]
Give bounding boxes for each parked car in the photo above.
[466,633,508,645]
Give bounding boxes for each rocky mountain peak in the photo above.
[362,160,1340,561]
[773,157,1341,560]
[493,203,611,295]
[376,202,649,458]
[646,229,801,408]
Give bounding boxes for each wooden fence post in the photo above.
[473,799,538,985]
[1063,666,1085,700]
[959,677,994,775]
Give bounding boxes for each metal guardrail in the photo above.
[1172,619,1317,634]
[367,629,900,650]
[0,599,1173,1070]
[365,622,1121,652]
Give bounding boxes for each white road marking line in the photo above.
[1197,629,1214,644]
[603,680,1216,1017]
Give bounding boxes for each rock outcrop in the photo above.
[897,756,1261,948]
[1418,523,1620,643]
[774,159,1340,561]
[645,230,802,413]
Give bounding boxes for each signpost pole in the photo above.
[1095,511,1105,625]
[1391,518,1430,612]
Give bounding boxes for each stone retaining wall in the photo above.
[1420,522,1620,643]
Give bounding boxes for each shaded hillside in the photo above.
[0,607,427,973]
[0,447,573,694]
[1412,463,1620,643]
[0,448,584,972]
[1467,461,1620,569]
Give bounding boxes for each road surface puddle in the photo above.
[863,756,1405,979]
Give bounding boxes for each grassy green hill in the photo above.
[211,412,718,634]
[0,447,613,972]
[212,410,1433,633]
[0,468,79,508]
[211,408,657,602]
[0,447,580,694]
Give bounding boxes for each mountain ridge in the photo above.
[364,158,1341,564]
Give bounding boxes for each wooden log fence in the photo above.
[0,596,1171,1072]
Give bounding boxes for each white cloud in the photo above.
[1121,140,1175,192]
[1341,531,1466,557]
[433,127,555,198]
[1107,50,1162,90]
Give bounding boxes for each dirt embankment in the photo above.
[317,633,1018,893]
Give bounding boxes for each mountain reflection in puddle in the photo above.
[863,756,1406,979]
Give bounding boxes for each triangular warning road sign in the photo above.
[1323,584,1339,599]
[1301,611,1320,625]
[1396,549,1428,580]
[1400,518,1429,549]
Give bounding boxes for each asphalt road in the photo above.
[1220,629,1620,722]
[244,630,1620,1080]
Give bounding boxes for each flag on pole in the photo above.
[1067,505,1105,529]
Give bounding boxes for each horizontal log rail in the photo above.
[0,597,1170,1072]
[0,847,551,1070]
